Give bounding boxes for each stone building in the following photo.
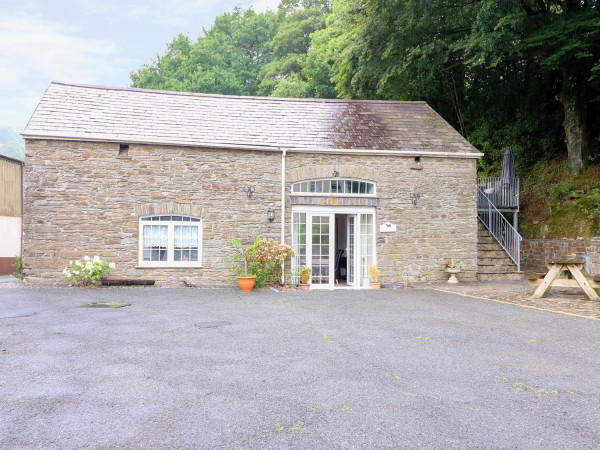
[21,82,483,287]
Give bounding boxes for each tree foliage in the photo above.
[132,0,600,175]
[132,7,277,96]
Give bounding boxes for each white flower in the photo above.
[94,256,100,262]
[109,262,116,269]
[75,260,81,265]
[84,256,90,261]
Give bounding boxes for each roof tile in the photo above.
[22,82,481,155]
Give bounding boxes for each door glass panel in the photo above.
[291,212,306,283]
[347,216,355,285]
[311,215,330,285]
[360,214,374,286]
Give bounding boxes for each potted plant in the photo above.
[229,239,257,292]
[369,265,381,289]
[298,266,311,290]
[444,258,466,283]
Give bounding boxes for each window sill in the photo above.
[135,265,204,269]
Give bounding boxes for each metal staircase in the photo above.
[476,177,524,280]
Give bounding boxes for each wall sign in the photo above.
[380,222,396,233]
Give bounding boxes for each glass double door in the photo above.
[292,210,375,289]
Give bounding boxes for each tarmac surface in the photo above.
[1,287,599,448]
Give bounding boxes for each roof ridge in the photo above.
[49,81,427,105]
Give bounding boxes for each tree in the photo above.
[468,0,600,174]
[259,0,336,98]
[315,0,599,174]
[131,7,277,96]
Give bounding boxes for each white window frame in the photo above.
[290,205,376,290]
[137,216,203,268]
[291,179,376,197]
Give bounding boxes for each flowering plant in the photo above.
[444,258,465,270]
[299,266,311,284]
[229,238,294,288]
[63,256,115,286]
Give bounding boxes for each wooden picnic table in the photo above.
[528,258,600,301]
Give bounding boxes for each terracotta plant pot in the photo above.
[446,268,460,284]
[237,276,256,292]
[370,281,381,290]
[299,283,310,290]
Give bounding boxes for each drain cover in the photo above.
[0,311,39,319]
[195,321,231,328]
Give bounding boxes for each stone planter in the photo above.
[370,281,381,289]
[237,276,256,292]
[299,283,310,290]
[446,268,460,283]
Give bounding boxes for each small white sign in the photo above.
[380,222,396,233]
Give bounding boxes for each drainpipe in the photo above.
[280,149,287,284]
[20,161,24,258]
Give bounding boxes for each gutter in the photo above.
[20,135,483,159]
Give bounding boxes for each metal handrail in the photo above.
[477,186,522,271]
[477,176,519,209]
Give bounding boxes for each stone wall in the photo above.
[285,155,479,283]
[23,140,281,285]
[23,139,478,285]
[521,239,600,274]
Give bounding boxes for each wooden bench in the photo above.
[531,258,599,301]
[527,273,546,286]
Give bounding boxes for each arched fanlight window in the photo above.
[291,179,376,196]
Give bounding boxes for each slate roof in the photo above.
[22,82,481,156]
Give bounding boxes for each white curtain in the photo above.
[143,225,167,248]
[174,226,198,249]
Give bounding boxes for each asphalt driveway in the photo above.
[1,287,599,448]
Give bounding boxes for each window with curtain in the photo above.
[138,215,202,267]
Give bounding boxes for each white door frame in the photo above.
[291,205,376,290]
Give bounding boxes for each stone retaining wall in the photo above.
[521,239,600,274]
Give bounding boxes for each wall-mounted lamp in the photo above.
[410,193,421,206]
[267,208,275,222]
[242,186,255,198]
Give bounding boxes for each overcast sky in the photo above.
[0,0,281,131]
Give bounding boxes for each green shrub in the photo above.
[549,181,576,201]
[578,188,600,220]
[11,256,24,280]
[63,256,115,286]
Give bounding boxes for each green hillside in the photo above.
[0,125,25,161]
